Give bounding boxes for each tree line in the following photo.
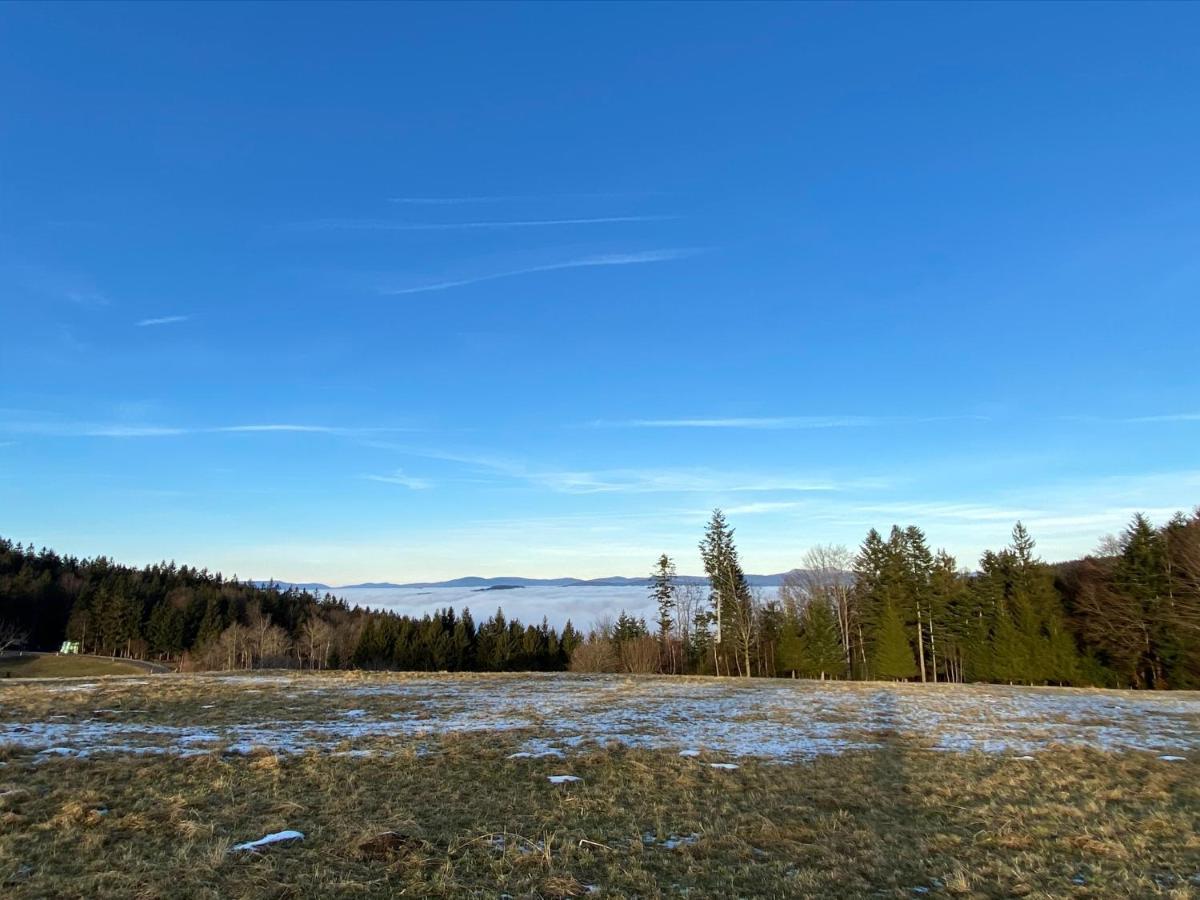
[0,538,578,673]
[568,508,1200,689]
[3,506,1198,688]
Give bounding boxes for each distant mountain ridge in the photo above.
[252,572,814,592]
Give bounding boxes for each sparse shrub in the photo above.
[619,635,661,674]
[569,637,618,673]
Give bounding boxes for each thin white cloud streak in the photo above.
[379,249,700,296]
[389,196,523,205]
[598,416,877,430]
[216,424,344,434]
[1123,413,1200,423]
[297,215,675,231]
[529,468,843,495]
[135,315,191,327]
[370,445,870,495]
[368,445,523,473]
[65,290,109,307]
[207,424,415,437]
[387,192,659,204]
[590,415,989,430]
[82,426,190,437]
[722,501,808,515]
[847,502,1039,523]
[364,469,433,490]
[1060,413,1200,424]
[4,265,109,307]
[0,422,414,439]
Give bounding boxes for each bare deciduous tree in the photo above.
[778,570,807,619]
[674,581,703,653]
[620,635,661,674]
[802,545,854,676]
[0,620,30,654]
[301,617,334,669]
[569,637,618,673]
[258,624,292,667]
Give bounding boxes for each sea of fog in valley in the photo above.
[330,585,782,631]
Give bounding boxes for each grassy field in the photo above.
[0,655,145,679]
[0,673,1197,898]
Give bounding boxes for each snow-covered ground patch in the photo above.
[643,830,701,850]
[2,673,1197,763]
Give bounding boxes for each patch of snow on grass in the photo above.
[644,831,701,850]
[4,673,1198,764]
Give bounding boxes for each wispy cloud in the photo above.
[1123,413,1200,423]
[380,249,699,296]
[0,421,413,439]
[369,444,879,496]
[216,424,344,434]
[848,502,1038,523]
[294,214,674,231]
[389,196,520,205]
[81,425,190,437]
[593,416,879,430]
[209,423,415,438]
[1061,412,1200,425]
[364,469,432,490]
[387,192,658,204]
[364,444,523,472]
[588,414,988,429]
[722,501,808,515]
[529,468,846,495]
[65,289,109,307]
[4,264,109,307]
[135,315,191,327]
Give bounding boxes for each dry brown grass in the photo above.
[1,655,144,678]
[0,738,1196,897]
[0,674,1197,897]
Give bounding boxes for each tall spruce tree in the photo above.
[852,528,890,678]
[873,601,918,680]
[1115,514,1170,687]
[650,553,677,673]
[799,598,844,679]
[775,608,804,677]
[699,509,754,676]
[901,526,935,682]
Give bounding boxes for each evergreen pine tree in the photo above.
[798,599,843,679]
[873,602,918,680]
[775,611,804,678]
[1115,513,1169,686]
[650,554,677,671]
[699,509,753,676]
[851,528,890,677]
[147,602,185,658]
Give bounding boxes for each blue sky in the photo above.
[2,2,1199,582]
